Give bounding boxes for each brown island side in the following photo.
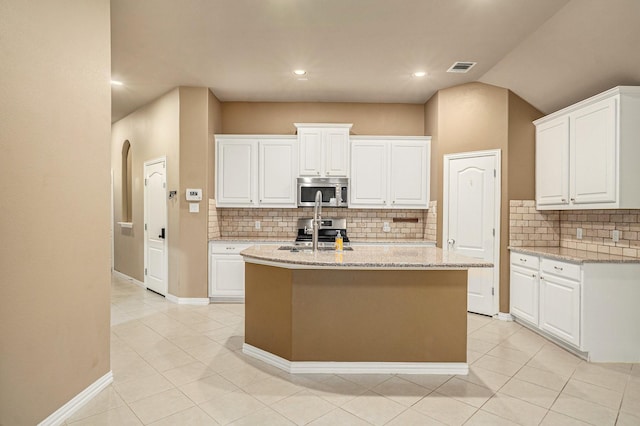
[240,245,492,375]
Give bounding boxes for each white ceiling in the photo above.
[110,0,640,123]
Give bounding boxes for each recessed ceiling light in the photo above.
[110,80,124,86]
[412,71,427,78]
[293,70,307,76]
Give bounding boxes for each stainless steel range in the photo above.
[294,217,350,248]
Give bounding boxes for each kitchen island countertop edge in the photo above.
[241,244,492,269]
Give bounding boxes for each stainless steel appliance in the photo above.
[294,217,350,248]
[297,177,348,207]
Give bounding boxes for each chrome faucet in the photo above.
[312,190,322,252]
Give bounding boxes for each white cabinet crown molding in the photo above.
[533,86,640,125]
[294,123,353,129]
[214,134,296,139]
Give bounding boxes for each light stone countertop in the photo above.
[509,246,640,264]
[209,238,437,245]
[241,244,492,269]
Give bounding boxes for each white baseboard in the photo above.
[166,293,210,305]
[210,296,245,303]
[38,371,113,426]
[111,270,145,288]
[496,312,514,321]
[242,344,468,375]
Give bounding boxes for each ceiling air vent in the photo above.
[447,62,477,73]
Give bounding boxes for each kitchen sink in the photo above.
[278,245,353,252]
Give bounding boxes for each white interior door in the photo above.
[444,151,500,316]
[144,158,167,296]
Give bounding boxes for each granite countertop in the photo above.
[210,238,437,245]
[509,246,640,264]
[241,244,492,269]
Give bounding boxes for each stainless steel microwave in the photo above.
[297,177,348,207]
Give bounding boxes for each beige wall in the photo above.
[221,102,425,135]
[424,82,540,312]
[0,1,112,424]
[507,91,543,200]
[176,87,213,297]
[111,87,221,298]
[111,89,180,281]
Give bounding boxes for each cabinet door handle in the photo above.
[520,258,527,262]
[540,276,545,280]
[554,266,564,271]
[561,198,567,203]
[570,198,576,202]
[532,273,536,278]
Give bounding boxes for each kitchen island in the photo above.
[241,245,492,375]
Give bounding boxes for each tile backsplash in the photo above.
[508,200,560,248]
[208,199,437,242]
[509,200,640,258]
[560,210,640,257]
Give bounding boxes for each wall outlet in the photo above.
[383,222,391,232]
[576,228,583,240]
[255,220,261,230]
[612,230,620,242]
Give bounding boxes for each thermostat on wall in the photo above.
[186,188,202,201]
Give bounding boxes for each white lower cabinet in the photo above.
[539,272,581,347]
[510,252,581,348]
[209,242,252,302]
[510,265,539,326]
[510,250,640,362]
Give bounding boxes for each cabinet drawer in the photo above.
[540,258,581,281]
[210,243,252,254]
[510,252,539,270]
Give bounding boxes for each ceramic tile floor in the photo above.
[64,274,640,425]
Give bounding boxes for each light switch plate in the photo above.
[383,222,391,232]
[189,203,199,213]
[255,220,261,230]
[577,228,583,240]
[613,230,620,242]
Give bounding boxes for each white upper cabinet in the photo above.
[216,136,297,208]
[570,97,617,205]
[535,86,640,210]
[536,117,569,207]
[390,140,430,208]
[259,140,297,207]
[296,123,351,177]
[350,136,431,209]
[216,139,256,206]
[350,140,387,206]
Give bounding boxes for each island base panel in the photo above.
[245,264,467,363]
[245,265,293,360]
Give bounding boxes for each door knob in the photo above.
[447,239,455,245]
